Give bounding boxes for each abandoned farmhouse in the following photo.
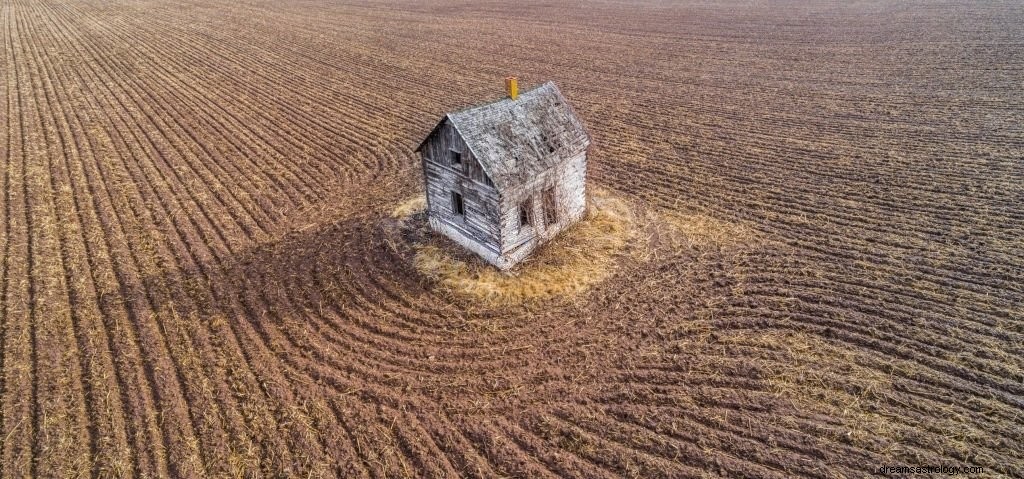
[415,79,591,270]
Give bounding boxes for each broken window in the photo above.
[542,187,557,226]
[450,150,462,167]
[451,191,464,216]
[519,199,532,228]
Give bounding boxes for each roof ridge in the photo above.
[448,81,556,117]
[416,81,589,191]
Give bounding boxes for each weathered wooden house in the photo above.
[415,79,591,270]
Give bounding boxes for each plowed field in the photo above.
[1,0,1021,477]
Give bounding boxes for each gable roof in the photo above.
[416,81,590,190]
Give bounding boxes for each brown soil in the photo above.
[0,0,1021,477]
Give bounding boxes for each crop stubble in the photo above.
[0,0,1021,477]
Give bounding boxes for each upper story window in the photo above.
[450,150,462,167]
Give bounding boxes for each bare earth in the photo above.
[0,0,1022,477]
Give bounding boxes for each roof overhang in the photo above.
[413,115,449,153]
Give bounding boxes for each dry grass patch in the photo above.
[408,192,635,305]
[390,195,426,219]
[754,331,901,446]
[660,210,757,250]
[676,329,902,448]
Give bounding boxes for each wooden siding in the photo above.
[421,118,588,270]
[498,151,587,260]
[421,121,501,254]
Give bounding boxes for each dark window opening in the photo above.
[451,191,464,216]
[542,187,557,226]
[484,175,494,187]
[519,199,532,228]
[450,150,462,166]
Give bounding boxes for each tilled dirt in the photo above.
[0,0,1021,477]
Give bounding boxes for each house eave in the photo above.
[414,115,450,153]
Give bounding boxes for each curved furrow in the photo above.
[617,403,842,476]
[329,401,410,478]
[384,407,462,477]
[493,417,620,479]
[602,363,1023,459]
[3,0,1023,476]
[460,418,562,479]
[419,411,500,478]
[722,268,1018,354]
[302,222,545,356]
[519,410,701,478]
[606,404,887,477]
[627,161,1024,290]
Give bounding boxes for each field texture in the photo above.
[1,0,1022,477]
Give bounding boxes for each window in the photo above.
[451,191,464,216]
[450,150,462,166]
[484,175,494,187]
[518,199,532,228]
[542,187,557,226]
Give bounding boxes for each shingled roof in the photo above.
[416,82,590,190]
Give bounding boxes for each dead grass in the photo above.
[676,329,903,448]
[390,196,426,219]
[408,191,635,305]
[659,210,757,250]
[753,331,901,446]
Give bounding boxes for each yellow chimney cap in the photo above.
[505,77,518,100]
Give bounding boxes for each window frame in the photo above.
[451,191,465,217]
[449,149,462,167]
[518,198,533,229]
[542,187,558,226]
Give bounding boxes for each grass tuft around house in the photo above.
[401,190,635,305]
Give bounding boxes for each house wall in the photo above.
[497,151,587,267]
[420,121,502,258]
